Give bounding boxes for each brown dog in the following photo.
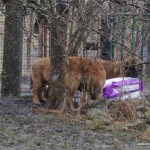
[31,57,106,111]
[98,55,143,79]
[31,58,50,104]
[75,57,106,110]
[98,59,125,79]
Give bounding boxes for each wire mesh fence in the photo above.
[0,9,149,97]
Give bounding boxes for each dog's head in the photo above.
[124,56,143,78]
[125,65,142,78]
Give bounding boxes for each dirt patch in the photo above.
[0,97,150,150]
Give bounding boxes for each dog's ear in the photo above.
[124,56,134,66]
[125,62,129,66]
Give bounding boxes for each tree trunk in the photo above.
[1,1,23,97]
[48,17,67,109]
[100,18,111,60]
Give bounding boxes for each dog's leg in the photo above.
[67,93,75,111]
[64,90,75,111]
[32,79,42,105]
[62,93,67,113]
[79,89,89,114]
[64,74,81,111]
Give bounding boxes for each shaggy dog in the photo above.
[76,57,106,110]
[98,55,144,79]
[31,55,143,111]
[31,57,106,111]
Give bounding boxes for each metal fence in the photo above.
[0,11,148,97]
[110,13,148,61]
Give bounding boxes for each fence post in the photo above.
[43,21,47,57]
[111,14,115,61]
[140,22,145,80]
[140,22,145,60]
[131,15,135,53]
[121,14,125,60]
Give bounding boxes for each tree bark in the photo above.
[48,15,67,109]
[100,18,111,60]
[1,1,23,97]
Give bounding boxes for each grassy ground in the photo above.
[0,96,150,150]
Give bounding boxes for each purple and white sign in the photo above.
[102,77,143,100]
